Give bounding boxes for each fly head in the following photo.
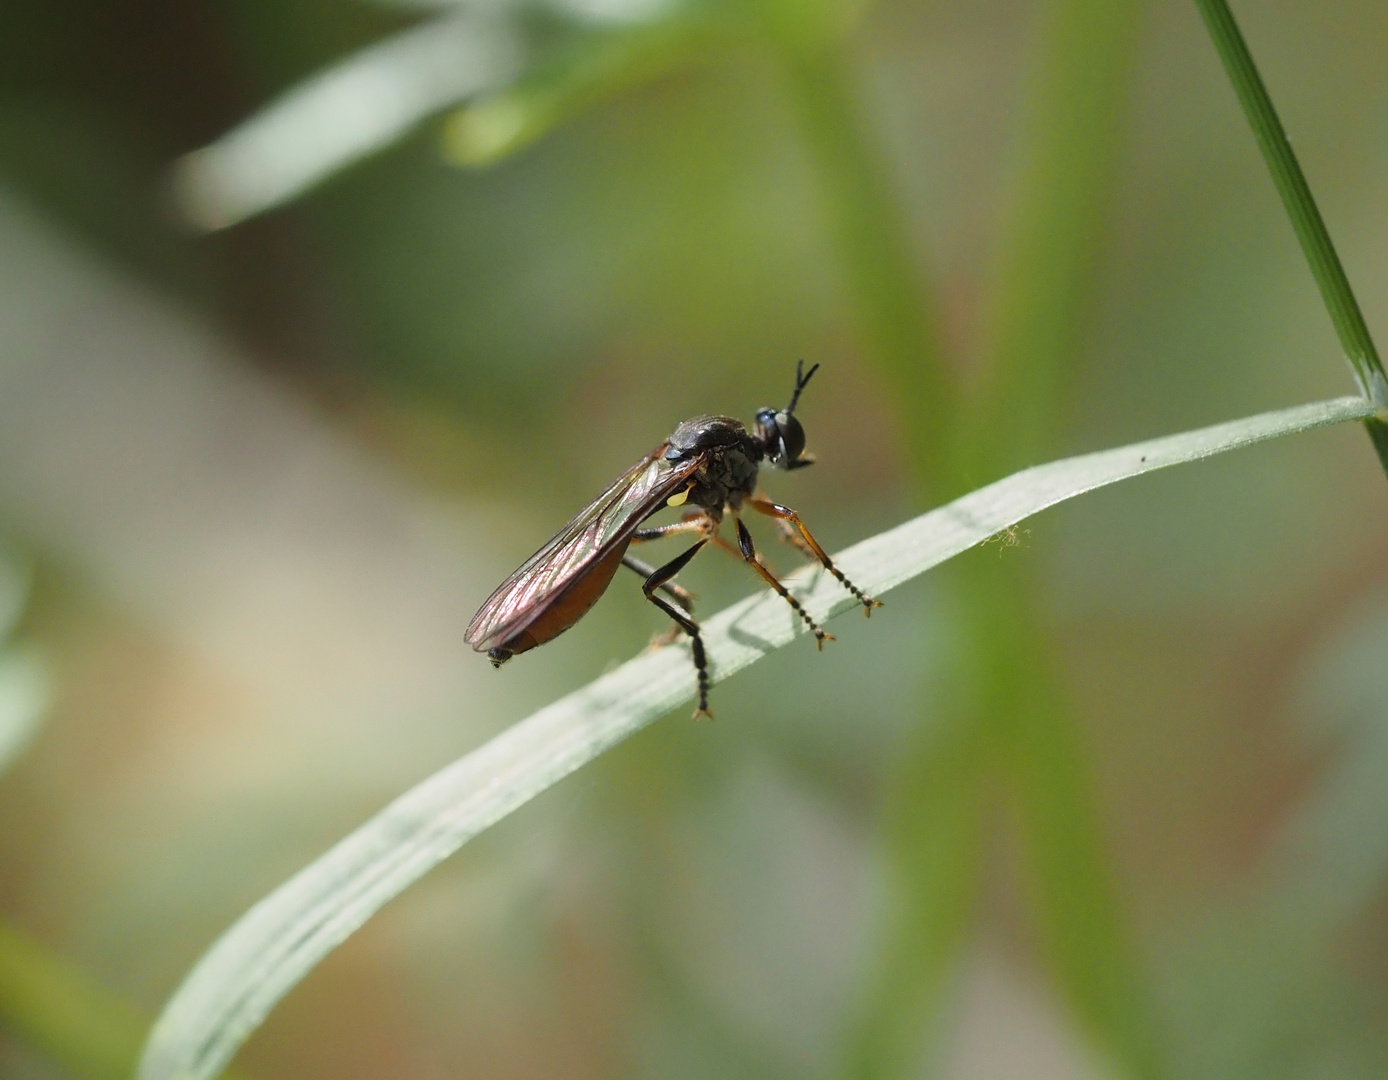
[756,360,819,470]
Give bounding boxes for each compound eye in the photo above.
[754,408,784,463]
[775,411,807,463]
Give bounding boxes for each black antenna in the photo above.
[786,361,820,415]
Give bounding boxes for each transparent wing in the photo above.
[465,446,699,650]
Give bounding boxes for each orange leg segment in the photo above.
[747,498,881,616]
[734,518,833,648]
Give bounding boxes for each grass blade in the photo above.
[0,920,254,1080]
[137,394,1373,1080]
[783,47,951,493]
[1191,0,1388,467]
[171,12,521,230]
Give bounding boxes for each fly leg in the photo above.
[733,519,834,649]
[709,531,782,584]
[630,512,712,647]
[622,553,693,613]
[748,499,881,616]
[752,491,816,558]
[624,552,690,649]
[642,539,714,718]
[631,511,712,544]
[775,519,817,558]
[708,531,749,561]
[710,522,830,645]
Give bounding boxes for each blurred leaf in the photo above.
[783,45,948,494]
[0,554,29,643]
[839,700,991,1078]
[136,393,1370,1080]
[0,922,153,1080]
[1006,592,1161,1080]
[1266,595,1388,931]
[1157,914,1388,1080]
[1162,587,1388,1080]
[172,11,523,229]
[176,0,873,228]
[972,2,1158,1076]
[0,646,48,776]
[961,0,1143,482]
[441,21,704,167]
[0,921,252,1080]
[847,1,1154,1075]
[174,0,738,228]
[0,554,45,776]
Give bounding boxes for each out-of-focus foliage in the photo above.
[0,1,1387,1079]
[0,556,47,775]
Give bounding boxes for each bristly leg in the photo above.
[733,518,834,648]
[749,498,881,616]
[630,511,713,545]
[640,538,714,718]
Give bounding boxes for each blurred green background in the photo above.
[1,0,1387,1077]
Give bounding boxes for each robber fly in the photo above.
[465,363,879,717]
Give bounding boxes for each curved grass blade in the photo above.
[172,12,522,230]
[138,394,1373,1080]
[0,647,49,774]
[0,557,46,775]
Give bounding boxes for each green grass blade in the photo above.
[441,23,706,168]
[171,13,523,230]
[854,7,1148,1069]
[136,394,1372,1080]
[0,920,253,1080]
[957,3,1160,1075]
[1191,0,1388,466]
[0,921,146,1080]
[0,647,49,773]
[782,47,951,493]
[838,706,992,1078]
[961,0,1143,482]
[1000,584,1162,1079]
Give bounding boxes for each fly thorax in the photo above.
[690,443,759,508]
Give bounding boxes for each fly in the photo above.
[465,363,880,717]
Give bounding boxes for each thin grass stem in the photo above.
[1191,0,1388,468]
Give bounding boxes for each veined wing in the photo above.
[466,445,700,650]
